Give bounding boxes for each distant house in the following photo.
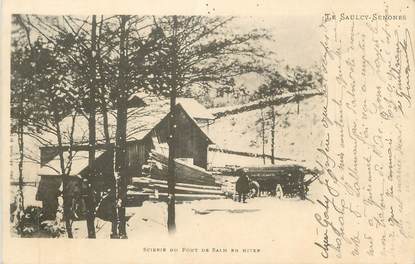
[35,95,216,216]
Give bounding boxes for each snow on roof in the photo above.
[176,98,215,120]
[38,150,105,176]
[51,96,214,144]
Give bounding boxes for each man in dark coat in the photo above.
[236,170,250,203]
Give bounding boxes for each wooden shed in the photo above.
[124,100,214,179]
[36,96,216,210]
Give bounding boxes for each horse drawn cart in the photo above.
[235,163,320,199]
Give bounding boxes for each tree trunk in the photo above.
[167,92,177,233]
[296,84,300,114]
[115,15,129,238]
[86,14,98,239]
[270,105,276,165]
[100,95,118,238]
[54,112,73,238]
[100,90,118,238]
[16,105,25,234]
[115,104,127,239]
[95,15,118,238]
[260,108,266,165]
[167,15,179,234]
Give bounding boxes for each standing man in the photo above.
[236,169,250,203]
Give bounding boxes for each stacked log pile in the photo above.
[148,150,219,186]
[131,177,223,196]
[122,150,226,203]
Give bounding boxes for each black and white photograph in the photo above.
[9,14,323,240]
[2,0,415,263]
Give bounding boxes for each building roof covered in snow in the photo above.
[46,94,215,145]
[174,98,215,121]
[38,150,105,176]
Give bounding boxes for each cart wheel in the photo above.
[248,181,260,198]
[248,188,257,198]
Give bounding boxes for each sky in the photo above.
[12,14,321,69]
[234,15,321,68]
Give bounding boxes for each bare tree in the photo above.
[11,22,84,236]
[252,65,322,164]
[92,15,165,238]
[151,15,271,232]
[10,27,31,233]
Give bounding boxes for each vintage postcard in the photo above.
[1,0,414,263]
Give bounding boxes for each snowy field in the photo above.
[69,195,317,247]
[10,182,323,262]
[65,194,320,262]
[11,183,320,241]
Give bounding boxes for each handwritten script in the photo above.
[315,3,414,262]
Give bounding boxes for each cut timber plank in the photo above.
[149,150,218,186]
[132,177,221,190]
[154,193,224,202]
[149,183,224,195]
[147,178,221,190]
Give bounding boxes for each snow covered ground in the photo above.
[69,193,317,246]
[9,190,321,263]
[58,192,320,262]
[8,178,325,264]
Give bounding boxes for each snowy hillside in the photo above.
[207,95,324,166]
